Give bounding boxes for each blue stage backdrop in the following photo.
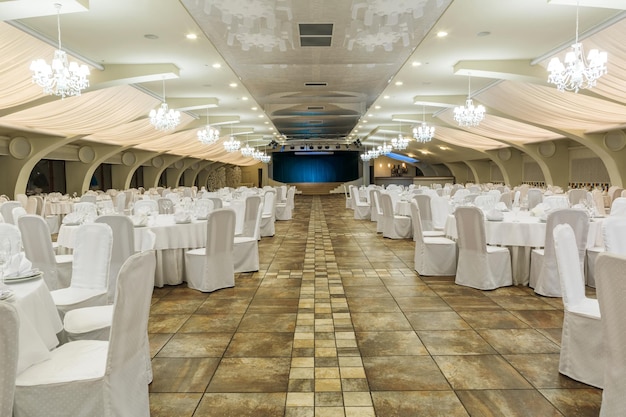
[273,151,360,183]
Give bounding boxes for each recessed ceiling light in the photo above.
[212,63,221,69]
[258,114,264,118]
[229,82,238,87]
[368,114,374,117]
[436,31,448,38]
[395,81,403,86]
[269,127,274,130]
[186,33,197,40]
[383,95,390,99]
[144,34,159,40]
[251,107,258,111]
[412,61,422,67]
[242,96,249,101]
[363,120,368,123]
[264,121,269,124]
[374,105,381,109]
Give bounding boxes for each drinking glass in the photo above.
[512,202,521,222]
[0,238,11,287]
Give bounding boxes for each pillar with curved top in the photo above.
[110,149,159,190]
[444,162,473,184]
[164,158,201,188]
[143,155,185,189]
[486,147,524,187]
[464,160,491,184]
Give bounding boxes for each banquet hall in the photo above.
[2,0,626,416]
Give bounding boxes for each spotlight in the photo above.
[325,145,330,149]
[317,145,322,150]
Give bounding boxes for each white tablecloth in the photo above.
[57,215,208,287]
[4,276,62,373]
[444,210,603,285]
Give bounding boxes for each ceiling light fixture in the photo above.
[149,79,180,131]
[197,108,220,145]
[547,2,607,93]
[223,125,241,153]
[391,120,409,150]
[413,105,435,143]
[30,3,90,99]
[240,135,255,157]
[454,73,485,127]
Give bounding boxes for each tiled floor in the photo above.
[147,194,602,417]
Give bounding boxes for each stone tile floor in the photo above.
[148,194,601,417]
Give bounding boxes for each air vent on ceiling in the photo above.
[304,82,328,87]
[307,106,325,110]
[299,23,333,47]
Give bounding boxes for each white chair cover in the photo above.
[0,201,23,225]
[112,192,126,214]
[344,185,352,209]
[133,199,158,215]
[473,195,497,212]
[452,189,469,204]
[79,194,97,204]
[413,194,434,231]
[12,206,27,223]
[568,188,588,206]
[0,302,19,417]
[157,197,175,214]
[185,209,236,292]
[409,201,444,241]
[25,197,38,215]
[15,251,155,417]
[233,195,261,273]
[609,197,626,216]
[430,195,449,230]
[379,193,411,239]
[602,216,626,255]
[499,192,512,210]
[260,189,277,237]
[351,185,370,220]
[412,202,456,276]
[454,206,512,290]
[553,224,603,388]
[206,197,223,209]
[372,190,384,233]
[596,252,626,416]
[543,195,569,210]
[50,223,112,319]
[95,215,136,302]
[276,187,295,221]
[530,209,589,297]
[591,190,606,217]
[17,215,72,290]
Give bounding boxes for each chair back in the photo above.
[379,193,394,219]
[602,216,626,256]
[595,252,626,416]
[113,192,126,214]
[207,197,223,209]
[474,195,496,212]
[527,188,543,210]
[610,197,626,216]
[413,194,434,231]
[409,201,425,244]
[80,194,97,204]
[71,223,112,291]
[157,197,175,214]
[454,206,487,254]
[205,208,235,278]
[0,223,22,256]
[553,224,586,309]
[499,192,512,210]
[25,197,38,215]
[262,189,276,217]
[452,189,469,203]
[33,196,44,216]
[133,199,158,215]
[544,195,569,210]
[372,190,383,216]
[568,189,588,206]
[106,250,155,416]
[73,202,97,217]
[0,201,23,224]
[12,207,27,223]
[544,209,589,267]
[241,195,262,238]
[17,215,60,289]
[0,302,19,417]
[95,215,135,300]
[591,190,606,216]
[286,187,296,209]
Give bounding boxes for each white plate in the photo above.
[4,270,42,283]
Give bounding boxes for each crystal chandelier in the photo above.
[378,141,392,156]
[454,74,485,127]
[547,3,607,93]
[413,105,435,143]
[391,134,409,150]
[240,140,255,157]
[197,109,220,145]
[253,148,271,164]
[149,79,180,131]
[30,3,90,99]
[223,135,241,153]
[360,148,372,162]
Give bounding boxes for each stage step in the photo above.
[290,182,343,195]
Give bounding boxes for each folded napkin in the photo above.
[131,214,149,227]
[485,208,504,221]
[4,252,34,278]
[62,211,85,225]
[495,202,509,212]
[530,203,549,218]
[174,212,192,224]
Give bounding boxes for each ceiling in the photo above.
[2,0,626,167]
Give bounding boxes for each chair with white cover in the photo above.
[413,194,435,231]
[409,201,444,241]
[14,250,155,417]
[0,201,22,224]
[530,209,589,297]
[369,189,378,222]
[185,208,236,292]
[73,201,97,218]
[372,190,384,233]
[0,302,18,417]
[344,185,352,209]
[113,192,126,214]
[50,223,112,320]
[25,196,38,215]
[207,197,223,209]
[527,188,543,210]
[12,206,27,223]
[543,195,569,210]
[157,197,175,214]
[17,215,73,290]
[80,194,97,204]
[412,202,456,276]
[609,197,626,216]
[591,190,606,217]
[233,195,261,272]
[454,206,512,290]
[351,185,370,220]
[474,195,497,212]
[95,215,136,302]
[379,193,412,239]
[595,252,626,415]
[586,215,626,288]
[553,224,603,388]
[568,188,588,206]
[499,192,512,210]
[133,199,158,215]
[260,189,277,237]
[276,186,295,221]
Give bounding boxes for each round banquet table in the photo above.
[4,274,63,373]
[57,214,208,287]
[444,210,603,285]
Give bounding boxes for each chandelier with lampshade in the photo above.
[30,3,90,99]
[547,2,607,93]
